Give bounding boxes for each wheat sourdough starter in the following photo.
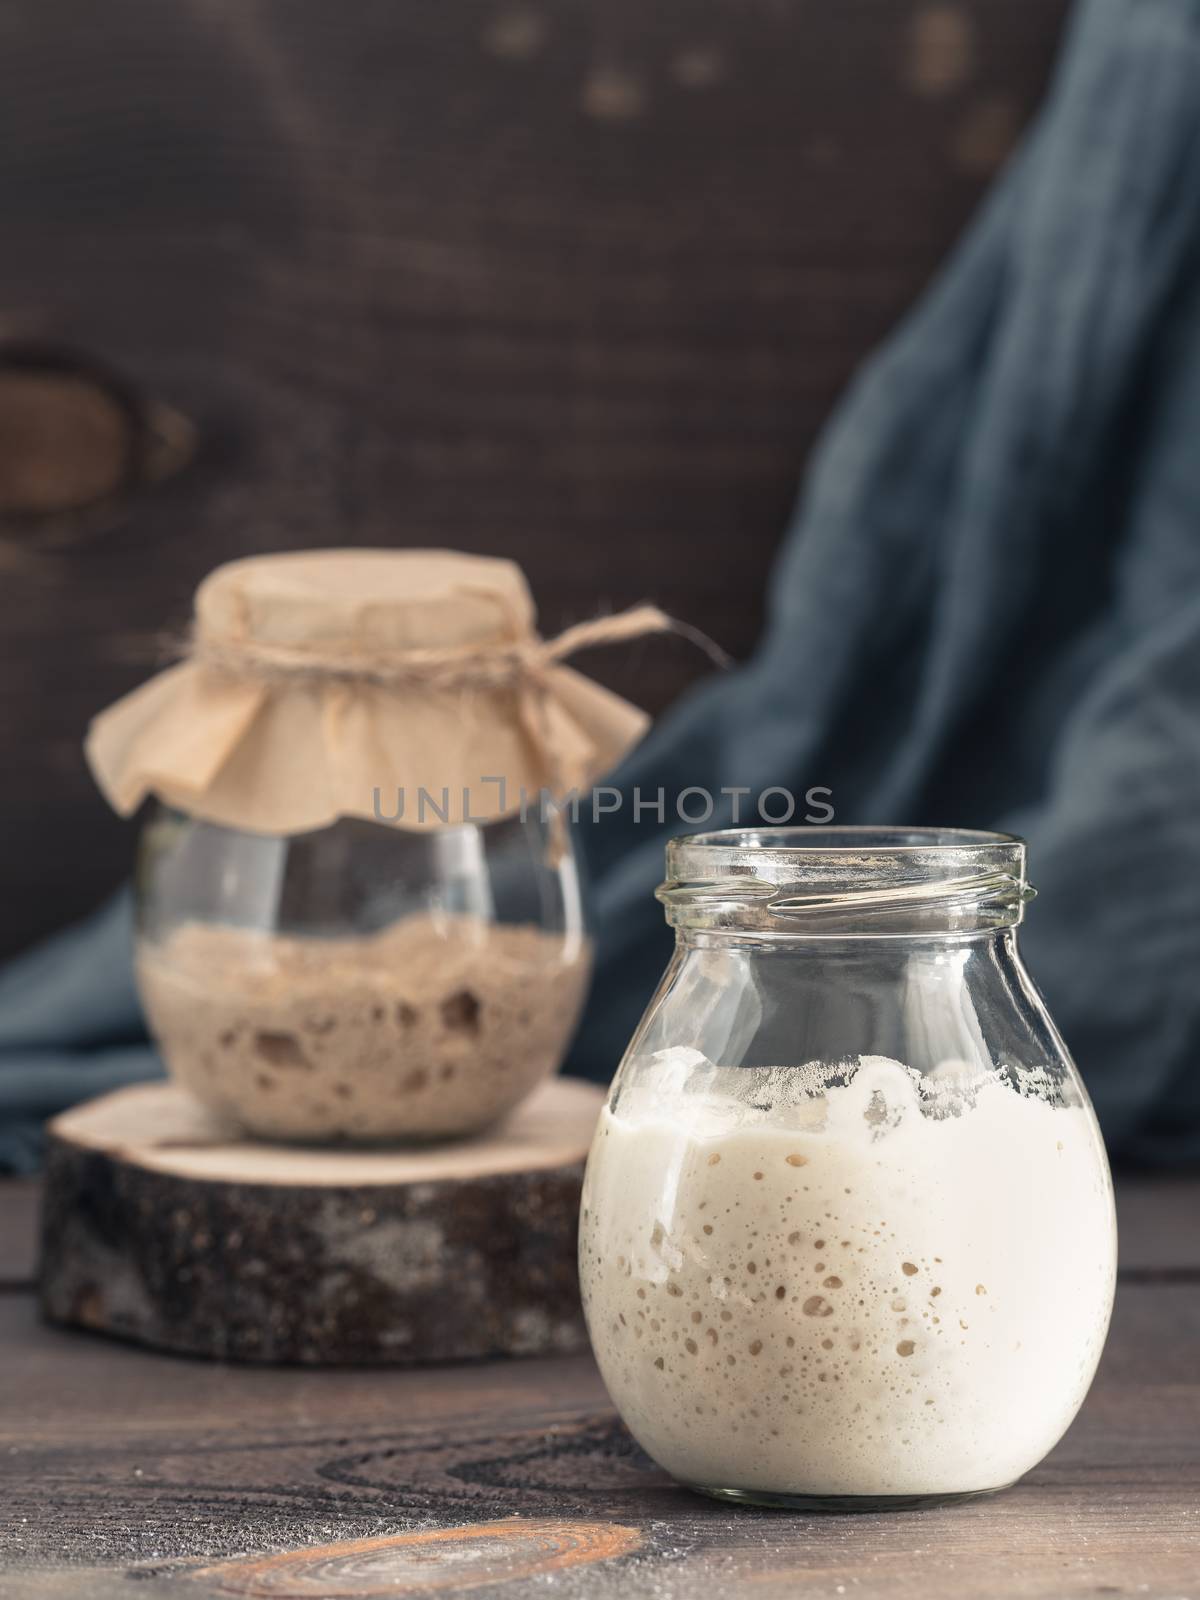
[580,1052,1115,1499]
[137,915,590,1141]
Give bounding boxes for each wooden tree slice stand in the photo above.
[38,1077,603,1365]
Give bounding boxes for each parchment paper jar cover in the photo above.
[86,549,667,1143]
[86,548,659,834]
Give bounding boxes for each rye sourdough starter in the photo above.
[580,1051,1115,1498]
[137,915,590,1142]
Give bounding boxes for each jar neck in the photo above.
[657,827,1033,940]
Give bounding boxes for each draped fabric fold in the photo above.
[572,0,1200,1165]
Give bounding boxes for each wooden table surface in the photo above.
[2,1174,1197,1599]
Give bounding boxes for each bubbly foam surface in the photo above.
[579,1053,1115,1497]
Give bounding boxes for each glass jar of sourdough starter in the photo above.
[86,548,674,1143]
[579,827,1116,1510]
[134,805,588,1142]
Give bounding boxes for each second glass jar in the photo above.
[136,805,589,1142]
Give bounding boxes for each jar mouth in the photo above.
[660,826,1032,937]
[681,826,1023,854]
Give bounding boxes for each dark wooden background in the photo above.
[0,0,1070,961]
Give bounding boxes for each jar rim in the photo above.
[660,826,1032,937]
[677,825,1023,855]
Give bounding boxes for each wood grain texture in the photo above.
[0,0,1070,959]
[1111,1176,1200,1277]
[3,1180,1199,1598]
[38,1079,602,1363]
[0,1177,41,1287]
[188,1520,644,1596]
[0,343,194,525]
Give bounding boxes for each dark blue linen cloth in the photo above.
[574,0,1200,1166]
[2,0,1198,1170]
[0,892,159,1171]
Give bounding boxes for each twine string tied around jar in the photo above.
[187,603,730,690]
